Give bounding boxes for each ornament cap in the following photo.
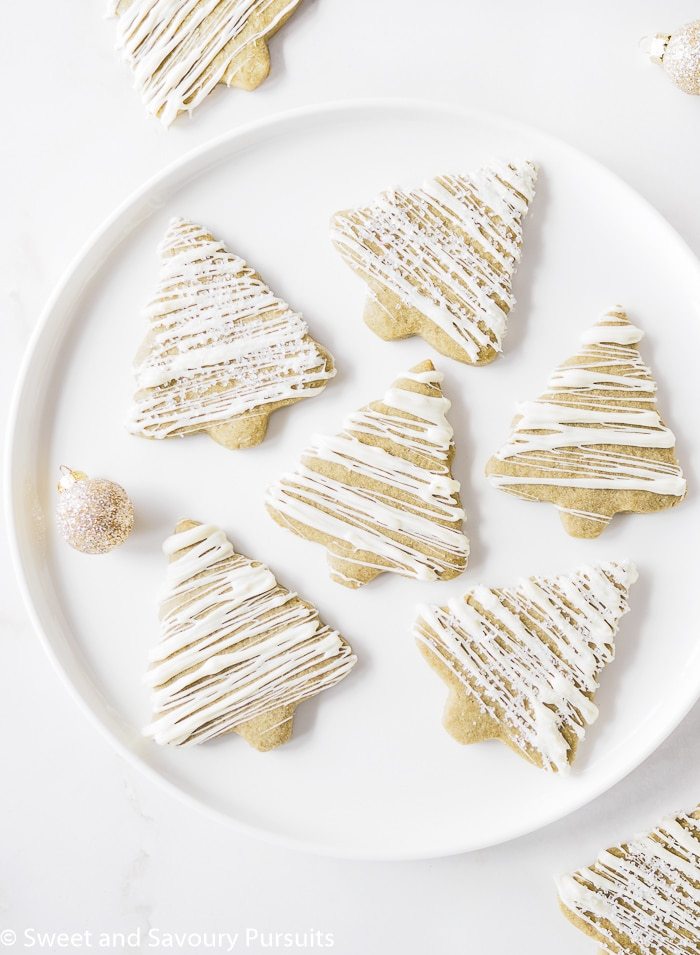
[640,33,671,64]
[57,465,88,492]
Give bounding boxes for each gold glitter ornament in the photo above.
[642,19,700,95]
[56,466,135,554]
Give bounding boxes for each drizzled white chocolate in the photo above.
[415,561,637,772]
[127,218,334,443]
[557,807,700,954]
[110,0,301,125]
[487,307,686,534]
[144,522,356,747]
[330,161,537,364]
[266,363,469,587]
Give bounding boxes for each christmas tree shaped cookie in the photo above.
[266,360,470,588]
[144,520,356,750]
[127,218,335,449]
[557,805,700,954]
[486,307,686,537]
[330,161,537,365]
[110,0,302,125]
[414,561,638,772]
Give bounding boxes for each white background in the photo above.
[2,2,700,953]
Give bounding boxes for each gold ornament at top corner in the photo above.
[641,19,700,95]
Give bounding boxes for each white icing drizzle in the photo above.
[557,808,700,954]
[414,561,638,771]
[330,161,537,362]
[144,522,356,746]
[110,0,300,125]
[127,218,334,439]
[489,307,686,517]
[266,367,470,583]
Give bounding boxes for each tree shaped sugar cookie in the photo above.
[126,217,335,449]
[486,306,686,538]
[110,0,302,125]
[144,520,356,750]
[557,805,700,954]
[330,162,537,365]
[266,360,470,588]
[414,561,638,772]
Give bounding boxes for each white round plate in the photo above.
[7,100,700,860]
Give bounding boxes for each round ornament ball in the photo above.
[56,466,135,555]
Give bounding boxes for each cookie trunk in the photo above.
[363,292,419,341]
[418,642,499,745]
[207,409,270,449]
[327,546,388,589]
[234,705,296,752]
[443,686,502,745]
[223,37,271,90]
[558,510,611,538]
[363,289,496,365]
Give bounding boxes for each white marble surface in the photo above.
[2,1,699,952]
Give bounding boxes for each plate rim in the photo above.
[6,96,700,861]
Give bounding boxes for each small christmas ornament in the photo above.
[642,19,700,95]
[56,466,134,554]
